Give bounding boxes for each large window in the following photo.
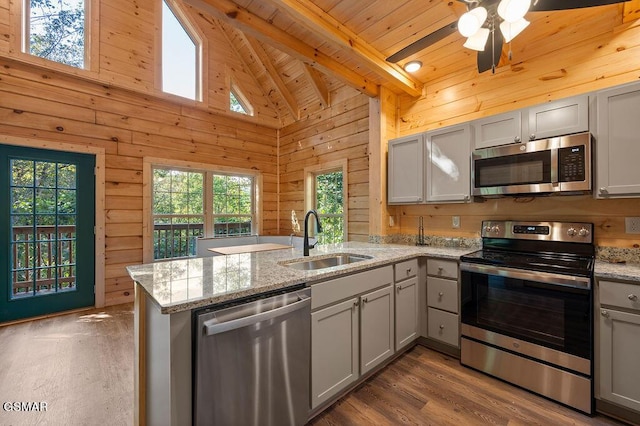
[24,0,87,68]
[152,167,255,260]
[306,163,347,245]
[212,174,253,237]
[161,0,200,100]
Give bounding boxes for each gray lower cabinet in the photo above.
[310,266,394,409]
[598,279,640,413]
[394,259,420,350]
[311,297,359,409]
[360,286,394,375]
[426,258,460,348]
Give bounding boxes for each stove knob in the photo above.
[578,227,590,237]
[483,225,492,234]
[567,227,577,237]
[491,225,500,234]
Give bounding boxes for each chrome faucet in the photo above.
[303,210,322,256]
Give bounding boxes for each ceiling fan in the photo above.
[386,0,629,74]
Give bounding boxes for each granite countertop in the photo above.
[594,260,640,283]
[126,242,471,314]
[126,241,640,314]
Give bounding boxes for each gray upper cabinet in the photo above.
[528,95,589,141]
[426,124,472,202]
[595,81,640,198]
[473,95,589,149]
[474,110,523,149]
[388,134,424,204]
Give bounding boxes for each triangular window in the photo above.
[162,0,200,100]
[230,82,254,116]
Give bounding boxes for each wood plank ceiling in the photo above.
[183,0,640,125]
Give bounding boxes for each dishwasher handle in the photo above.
[203,293,310,336]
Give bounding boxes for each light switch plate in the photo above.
[452,216,460,229]
[625,217,640,234]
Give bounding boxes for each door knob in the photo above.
[601,309,609,318]
[629,294,638,301]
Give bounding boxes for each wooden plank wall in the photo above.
[279,85,370,242]
[392,8,640,249]
[0,0,280,306]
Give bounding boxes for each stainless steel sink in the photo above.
[281,254,372,271]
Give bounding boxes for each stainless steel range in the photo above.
[460,220,595,414]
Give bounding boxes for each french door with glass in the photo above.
[0,144,95,322]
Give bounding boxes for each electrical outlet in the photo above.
[452,216,460,229]
[625,217,640,234]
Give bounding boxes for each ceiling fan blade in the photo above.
[477,29,504,74]
[530,0,627,11]
[386,22,458,63]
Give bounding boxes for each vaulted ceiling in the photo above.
[183,0,640,124]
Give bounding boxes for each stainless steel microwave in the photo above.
[472,132,592,197]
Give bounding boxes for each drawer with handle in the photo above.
[395,259,418,282]
[427,259,458,279]
[427,307,459,347]
[427,277,458,313]
[599,280,640,311]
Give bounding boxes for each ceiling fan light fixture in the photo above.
[497,0,531,23]
[499,18,530,43]
[403,60,422,72]
[463,27,490,51]
[458,6,488,37]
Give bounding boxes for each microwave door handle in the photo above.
[550,148,559,185]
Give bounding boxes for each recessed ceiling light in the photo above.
[404,61,422,73]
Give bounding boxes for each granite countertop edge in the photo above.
[128,242,471,314]
[127,242,640,314]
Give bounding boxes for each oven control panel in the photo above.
[481,221,593,243]
[513,225,549,235]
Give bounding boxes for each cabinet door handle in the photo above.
[439,324,445,330]
[397,285,402,292]
[362,297,368,305]
[406,268,412,275]
[353,300,360,310]
[601,309,609,318]
[514,136,521,143]
[438,291,444,298]
[629,294,638,301]
[529,133,536,141]
[599,187,608,194]
[438,267,444,275]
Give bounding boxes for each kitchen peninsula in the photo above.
[127,241,470,426]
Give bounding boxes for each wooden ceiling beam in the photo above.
[268,0,423,97]
[303,64,329,108]
[184,0,379,97]
[244,36,300,120]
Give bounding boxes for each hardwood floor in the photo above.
[0,304,628,426]
[310,346,626,426]
[0,304,134,426]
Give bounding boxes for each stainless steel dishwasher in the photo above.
[193,285,311,426]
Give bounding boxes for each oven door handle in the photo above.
[460,263,591,290]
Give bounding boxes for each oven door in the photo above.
[460,263,592,360]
